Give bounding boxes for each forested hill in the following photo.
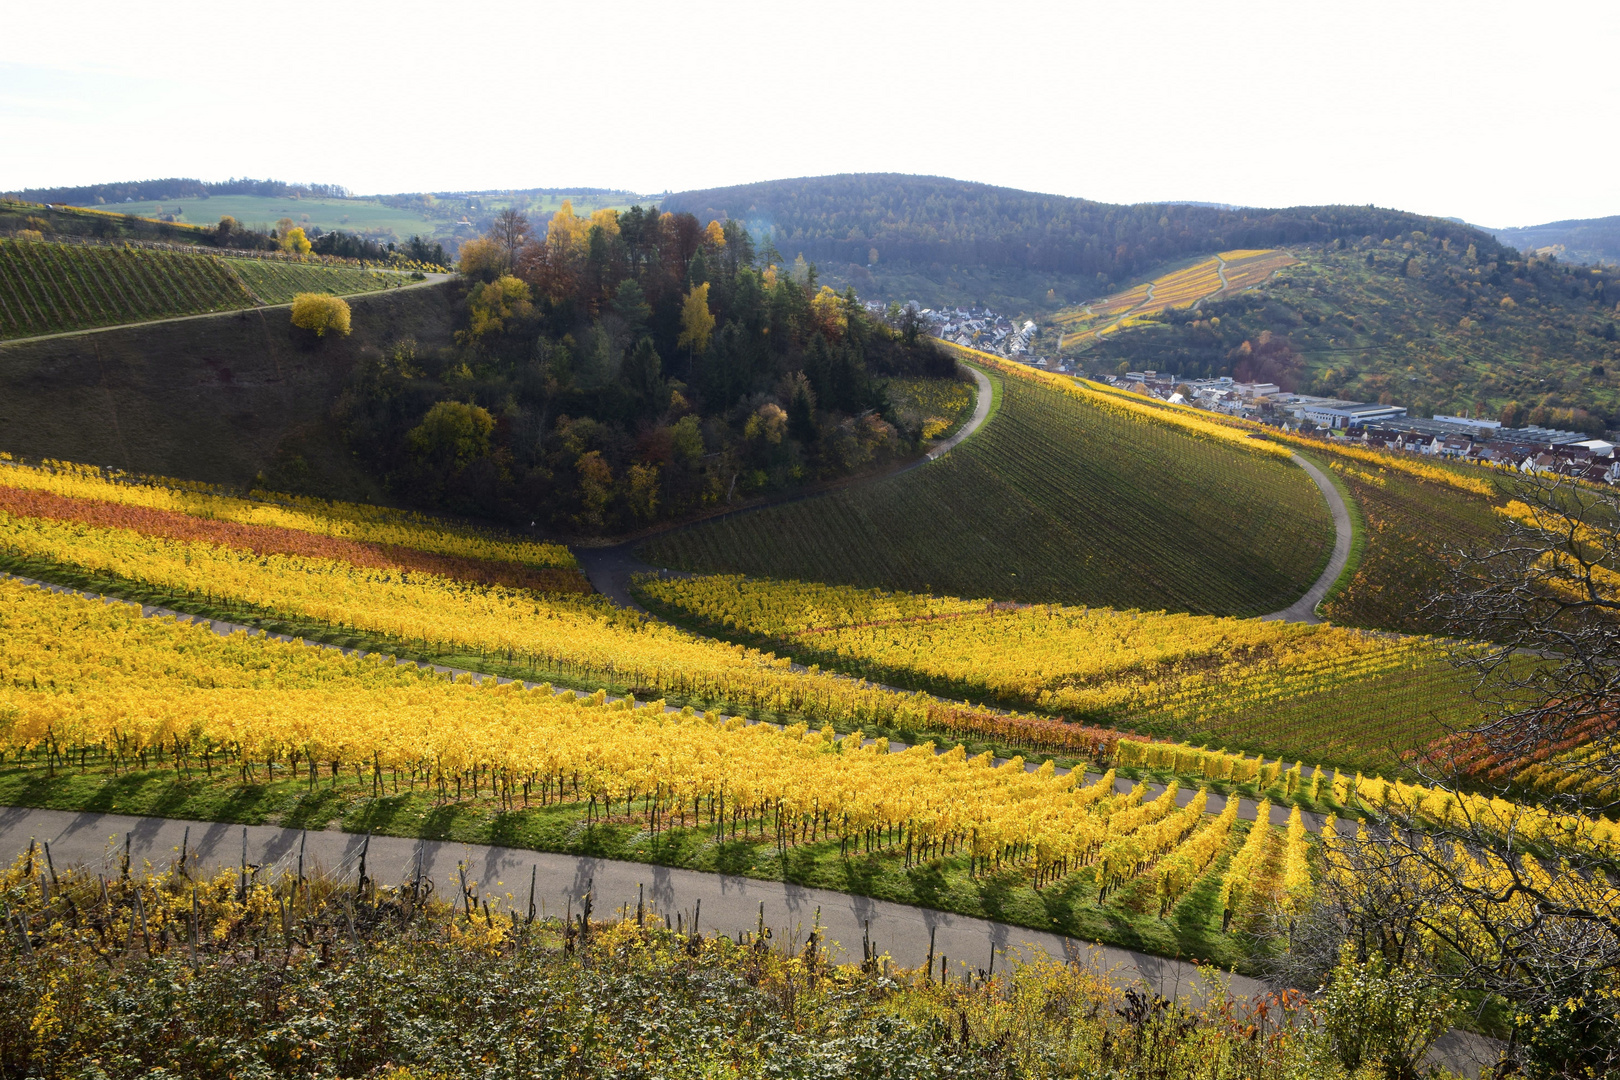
[662,174,1504,310]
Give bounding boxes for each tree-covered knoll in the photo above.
[338,204,957,534]
[662,173,1504,313]
[1073,233,1620,428]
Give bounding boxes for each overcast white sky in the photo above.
[2,0,1615,227]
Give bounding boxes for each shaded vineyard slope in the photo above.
[639,371,1334,616]
[0,239,417,340]
[0,283,457,498]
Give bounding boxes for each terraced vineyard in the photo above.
[0,239,415,339]
[1052,249,1297,349]
[641,371,1334,616]
[635,573,1483,773]
[0,238,250,337]
[223,257,412,304]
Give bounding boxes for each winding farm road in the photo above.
[0,805,1248,1002]
[0,806,1503,1075]
[1263,453,1354,624]
[923,363,993,462]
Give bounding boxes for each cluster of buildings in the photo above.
[915,306,1029,354]
[876,299,1073,369]
[1105,371,1620,483]
[873,293,1620,484]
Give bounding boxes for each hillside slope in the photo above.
[1488,215,1620,267]
[0,283,456,498]
[662,173,1498,315]
[1068,235,1620,426]
[640,365,1334,616]
[0,239,417,339]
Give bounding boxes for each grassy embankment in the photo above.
[0,281,456,497]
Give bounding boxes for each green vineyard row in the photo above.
[642,373,1336,618]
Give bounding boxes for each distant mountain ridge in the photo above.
[661,173,1504,313]
[1486,216,1620,266]
[7,177,350,206]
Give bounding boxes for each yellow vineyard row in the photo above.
[0,455,578,570]
[4,577,1223,889]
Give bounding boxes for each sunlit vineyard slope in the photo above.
[634,573,1480,773]
[1053,250,1297,349]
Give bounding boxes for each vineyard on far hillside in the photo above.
[634,573,1483,773]
[0,238,250,337]
[0,238,416,339]
[1052,249,1297,349]
[223,258,413,304]
[641,371,1334,617]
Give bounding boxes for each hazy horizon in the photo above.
[3,0,1615,229]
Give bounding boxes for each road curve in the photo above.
[1263,453,1353,624]
[0,804,1256,1003]
[924,363,993,461]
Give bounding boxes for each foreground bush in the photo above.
[0,849,1435,1079]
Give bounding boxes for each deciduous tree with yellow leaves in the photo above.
[289,292,350,337]
[677,282,714,355]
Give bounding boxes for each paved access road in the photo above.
[0,806,1506,1076]
[1264,453,1353,624]
[0,805,1252,1004]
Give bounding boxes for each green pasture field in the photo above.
[0,746,1264,972]
[84,195,437,238]
[641,373,1335,617]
